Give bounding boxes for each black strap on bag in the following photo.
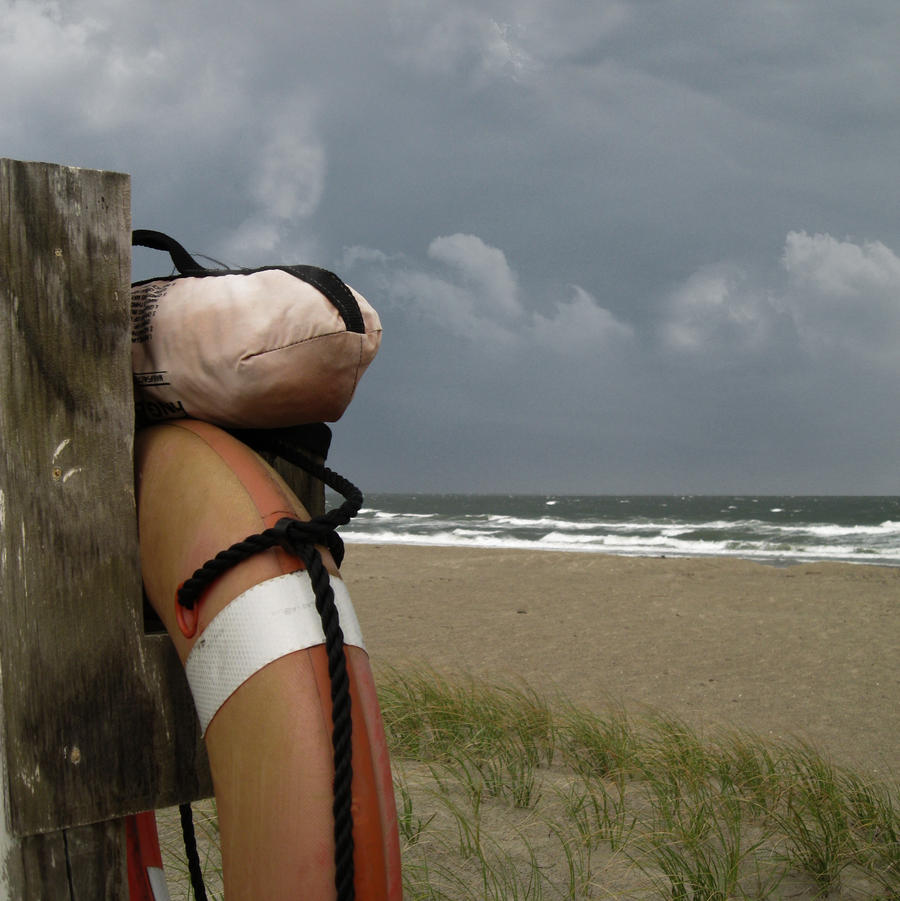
[132,229,206,274]
[131,230,367,334]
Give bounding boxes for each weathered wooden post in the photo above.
[0,158,230,898]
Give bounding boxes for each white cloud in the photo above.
[353,233,632,359]
[388,3,534,83]
[531,285,634,353]
[481,19,534,80]
[427,233,520,316]
[388,265,515,345]
[218,220,282,266]
[219,105,326,264]
[371,233,523,347]
[340,245,392,269]
[783,231,900,298]
[780,231,900,366]
[660,231,900,373]
[0,1,100,134]
[660,263,781,357]
[0,2,98,77]
[252,122,326,222]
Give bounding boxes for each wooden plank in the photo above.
[14,820,128,900]
[0,158,164,835]
[138,635,213,808]
[274,456,326,517]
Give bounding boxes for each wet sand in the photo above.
[342,545,900,779]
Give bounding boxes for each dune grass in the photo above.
[159,666,900,899]
[378,666,899,901]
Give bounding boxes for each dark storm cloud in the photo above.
[3,0,899,491]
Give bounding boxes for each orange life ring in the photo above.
[135,419,401,899]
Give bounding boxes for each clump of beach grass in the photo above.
[378,665,900,901]
[158,666,900,900]
[156,799,224,901]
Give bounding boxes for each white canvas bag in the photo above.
[131,230,381,428]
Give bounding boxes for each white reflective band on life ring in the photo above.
[184,569,365,735]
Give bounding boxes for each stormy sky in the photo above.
[4,1,899,493]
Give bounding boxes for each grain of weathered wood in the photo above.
[0,158,158,836]
[18,820,127,900]
[138,635,213,808]
[0,158,211,899]
[274,456,326,517]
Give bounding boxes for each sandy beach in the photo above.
[342,545,900,780]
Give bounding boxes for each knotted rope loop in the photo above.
[176,455,363,612]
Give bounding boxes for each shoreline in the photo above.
[341,544,900,780]
[342,536,900,569]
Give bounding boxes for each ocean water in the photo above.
[338,495,900,566]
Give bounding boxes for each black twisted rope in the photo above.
[294,538,355,900]
[178,436,362,901]
[179,802,208,901]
